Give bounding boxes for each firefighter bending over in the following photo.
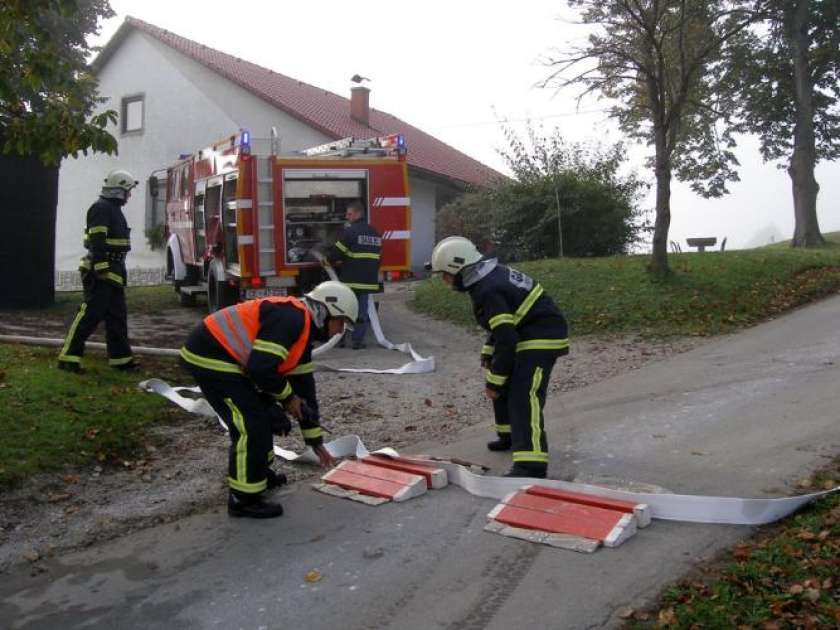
[328,199,382,349]
[179,281,356,518]
[58,169,139,372]
[427,237,569,479]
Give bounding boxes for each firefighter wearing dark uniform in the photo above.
[58,169,138,372]
[180,280,357,518]
[427,237,569,478]
[328,199,381,349]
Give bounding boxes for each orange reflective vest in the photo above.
[203,296,310,374]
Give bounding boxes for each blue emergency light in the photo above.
[240,129,251,154]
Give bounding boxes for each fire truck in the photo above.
[158,130,411,311]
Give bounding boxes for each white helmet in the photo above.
[427,236,482,274]
[305,280,359,323]
[103,169,138,190]
[102,169,138,200]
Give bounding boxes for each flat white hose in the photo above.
[139,378,839,526]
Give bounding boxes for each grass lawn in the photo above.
[413,248,840,336]
[0,344,186,487]
[765,230,840,249]
[627,461,840,628]
[23,284,182,320]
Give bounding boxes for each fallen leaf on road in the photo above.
[304,570,322,583]
[22,549,39,562]
[733,544,752,561]
[657,608,677,626]
[616,607,634,619]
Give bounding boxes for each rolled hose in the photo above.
[0,334,180,357]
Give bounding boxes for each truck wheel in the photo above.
[179,291,197,307]
[207,268,236,313]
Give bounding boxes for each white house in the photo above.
[56,16,499,290]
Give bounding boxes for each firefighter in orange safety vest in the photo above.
[179,281,357,518]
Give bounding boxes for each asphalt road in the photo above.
[2,294,839,630]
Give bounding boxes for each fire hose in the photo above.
[139,378,839,526]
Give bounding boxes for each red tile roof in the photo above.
[95,17,502,187]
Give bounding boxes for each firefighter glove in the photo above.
[300,400,319,424]
[267,404,292,436]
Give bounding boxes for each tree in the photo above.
[0,0,117,308]
[545,1,756,277]
[735,0,839,247]
[437,125,648,260]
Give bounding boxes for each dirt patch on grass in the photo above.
[0,283,702,573]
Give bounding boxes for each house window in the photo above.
[121,95,144,134]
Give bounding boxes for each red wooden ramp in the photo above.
[315,456,448,505]
[485,485,649,551]
[362,455,448,489]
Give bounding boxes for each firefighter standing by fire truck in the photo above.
[179,280,355,518]
[427,236,569,479]
[58,169,139,372]
[328,199,382,349]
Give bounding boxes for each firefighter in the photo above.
[328,199,382,349]
[179,280,356,518]
[58,169,139,373]
[426,237,569,478]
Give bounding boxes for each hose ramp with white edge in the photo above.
[135,380,840,528]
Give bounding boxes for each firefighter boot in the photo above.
[58,361,84,374]
[112,359,140,371]
[227,491,284,519]
[266,469,288,489]
[486,434,512,451]
[504,463,547,479]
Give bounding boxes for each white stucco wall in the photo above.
[406,174,437,271]
[56,27,444,287]
[56,30,330,288]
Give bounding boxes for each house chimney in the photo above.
[350,85,370,126]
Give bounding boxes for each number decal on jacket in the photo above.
[508,268,534,291]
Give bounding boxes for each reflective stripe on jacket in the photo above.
[203,296,311,374]
[329,219,382,294]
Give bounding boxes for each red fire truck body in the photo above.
[163,132,411,310]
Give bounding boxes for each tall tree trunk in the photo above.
[650,126,672,278]
[788,0,824,248]
[0,153,59,308]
